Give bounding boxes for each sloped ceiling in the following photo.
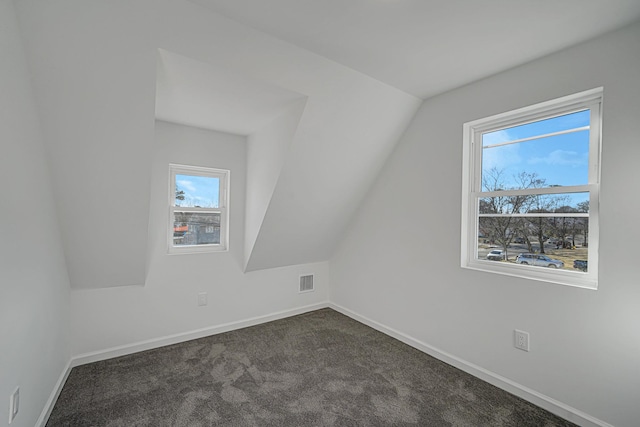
[15,0,640,287]
[192,0,640,99]
[244,66,420,271]
[15,0,419,288]
[156,49,306,136]
[154,48,419,273]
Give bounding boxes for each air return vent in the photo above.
[299,274,314,293]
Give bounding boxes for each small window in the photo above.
[169,164,229,253]
[461,88,602,289]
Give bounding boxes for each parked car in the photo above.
[573,260,588,272]
[515,253,564,268]
[486,250,505,261]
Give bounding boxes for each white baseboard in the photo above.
[39,301,611,427]
[328,302,612,427]
[36,358,72,427]
[38,302,329,426]
[72,302,330,367]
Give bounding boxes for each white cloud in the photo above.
[176,179,196,192]
[528,150,588,167]
[482,129,511,146]
[482,130,522,170]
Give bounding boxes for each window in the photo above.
[461,88,602,289]
[169,164,229,253]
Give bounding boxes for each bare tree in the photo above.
[549,205,577,248]
[176,188,185,202]
[480,169,538,259]
[575,200,590,246]
[523,185,570,254]
[480,168,590,259]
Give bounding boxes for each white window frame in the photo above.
[461,88,602,289]
[169,163,229,254]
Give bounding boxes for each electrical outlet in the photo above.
[197,292,208,306]
[9,387,19,424]
[514,330,530,352]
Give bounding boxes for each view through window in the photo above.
[169,164,229,253]
[461,88,602,288]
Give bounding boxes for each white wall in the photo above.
[330,21,640,427]
[9,0,637,424]
[0,1,71,426]
[245,99,307,268]
[15,0,157,291]
[71,121,329,356]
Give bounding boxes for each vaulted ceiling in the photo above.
[191,0,640,99]
[14,0,640,288]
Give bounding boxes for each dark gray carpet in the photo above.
[47,309,575,426]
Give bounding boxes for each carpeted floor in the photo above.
[47,308,576,426]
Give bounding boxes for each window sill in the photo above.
[168,244,228,255]
[462,259,597,290]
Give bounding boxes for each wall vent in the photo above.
[299,274,314,293]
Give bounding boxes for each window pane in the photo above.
[479,192,589,215]
[482,111,590,190]
[477,215,589,272]
[173,212,221,246]
[175,174,220,208]
[483,110,590,146]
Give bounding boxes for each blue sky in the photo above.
[175,174,219,208]
[481,109,590,208]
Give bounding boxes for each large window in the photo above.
[461,88,602,289]
[169,164,229,253]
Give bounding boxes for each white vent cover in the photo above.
[299,274,314,293]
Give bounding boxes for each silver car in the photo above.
[515,253,564,268]
[486,250,505,261]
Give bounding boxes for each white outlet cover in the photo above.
[514,329,530,352]
[9,387,19,424]
[197,292,208,306]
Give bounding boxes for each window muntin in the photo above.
[461,88,602,289]
[482,109,590,147]
[169,164,229,253]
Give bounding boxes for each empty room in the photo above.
[2,0,639,426]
